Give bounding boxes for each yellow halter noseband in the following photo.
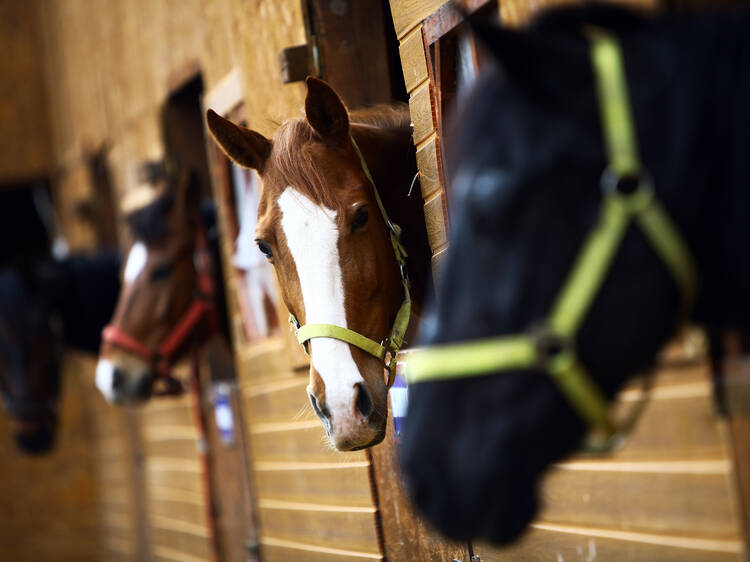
[288,137,412,389]
[404,32,698,451]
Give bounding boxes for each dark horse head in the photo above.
[0,254,120,453]
[400,6,750,545]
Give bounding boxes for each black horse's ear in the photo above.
[305,77,349,140]
[206,109,272,171]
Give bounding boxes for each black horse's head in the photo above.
[400,6,750,545]
[0,267,61,454]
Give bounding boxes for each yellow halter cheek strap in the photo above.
[288,137,412,389]
[404,32,697,451]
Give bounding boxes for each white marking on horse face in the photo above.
[278,187,362,423]
[95,359,116,402]
[124,242,148,284]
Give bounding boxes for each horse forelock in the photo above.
[267,104,411,211]
[124,191,175,244]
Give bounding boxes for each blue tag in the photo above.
[213,384,235,446]
[389,373,408,440]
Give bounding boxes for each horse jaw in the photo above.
[278,186,385,449]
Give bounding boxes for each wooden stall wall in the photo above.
[0,358,97,562]
[78,353,145,562]
[29,2,306,561]
[389,1,746,561]
[0,1,52,184]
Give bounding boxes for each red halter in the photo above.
[101,226,218,394]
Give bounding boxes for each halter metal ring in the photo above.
[530,327,575,372]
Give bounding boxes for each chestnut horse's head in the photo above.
[96,172,206,404]
[207,78,406,450]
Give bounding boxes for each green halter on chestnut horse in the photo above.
[207,78,430,451]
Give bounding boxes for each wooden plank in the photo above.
[422,0,495,45]
[250,424,367,464]
[142,437,201,459]
[147,496,207,526]
[254,466,375,508]
[258,507,380,554]
[369,413,470,561]
[243,377,309,424]
[151,527,211,560]
[424,191,449,250]
[476,525,742,562]
[538,466,739,539]
[261,538,382,561]
[724,355,750,548]
[409,81,435,146]
[415,135,441,199]
[389,0,450,40]
[307,0,394,108]
[399,26,428,94]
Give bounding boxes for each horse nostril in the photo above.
[354,382,373,419]
[112,368,125,390]
[309,393,330,421]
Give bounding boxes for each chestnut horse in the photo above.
[207,78,430,450]
[95,172,228,403]
[400,5,750,545]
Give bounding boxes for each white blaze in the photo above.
[95,359,116,402]
[278,187,361,420]
[124,242,148,284]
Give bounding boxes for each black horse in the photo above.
[0,253,120,453]
[400,6,750,545]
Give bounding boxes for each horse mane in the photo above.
[271,103,410,208]
[349,103,410,130]
[124,192,175,243]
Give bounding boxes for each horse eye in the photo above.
[256,239,273,259]
[352,205,369,232]
[151,262,172,281]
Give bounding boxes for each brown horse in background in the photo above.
[95,168,229,403]
[207,78,430,450]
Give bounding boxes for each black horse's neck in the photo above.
[351,122,432,317]
[45,253,121,353]
[621,12,750,338]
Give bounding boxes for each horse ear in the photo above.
[206,109,272,171]
[305,77,349,140]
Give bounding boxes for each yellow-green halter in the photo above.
[288,136,412,389]
[404,32,698,451]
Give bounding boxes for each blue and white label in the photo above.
[213,383,235,446]
[389,373,408,440]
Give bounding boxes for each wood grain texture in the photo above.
[254,465,375,508]
[423,191,449,250]
[389,0,451,40]
[258,507,380,554]
[409,82,435,146]
[476,525,742,562]
[415,135,441,199]
[399,27,429,94]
